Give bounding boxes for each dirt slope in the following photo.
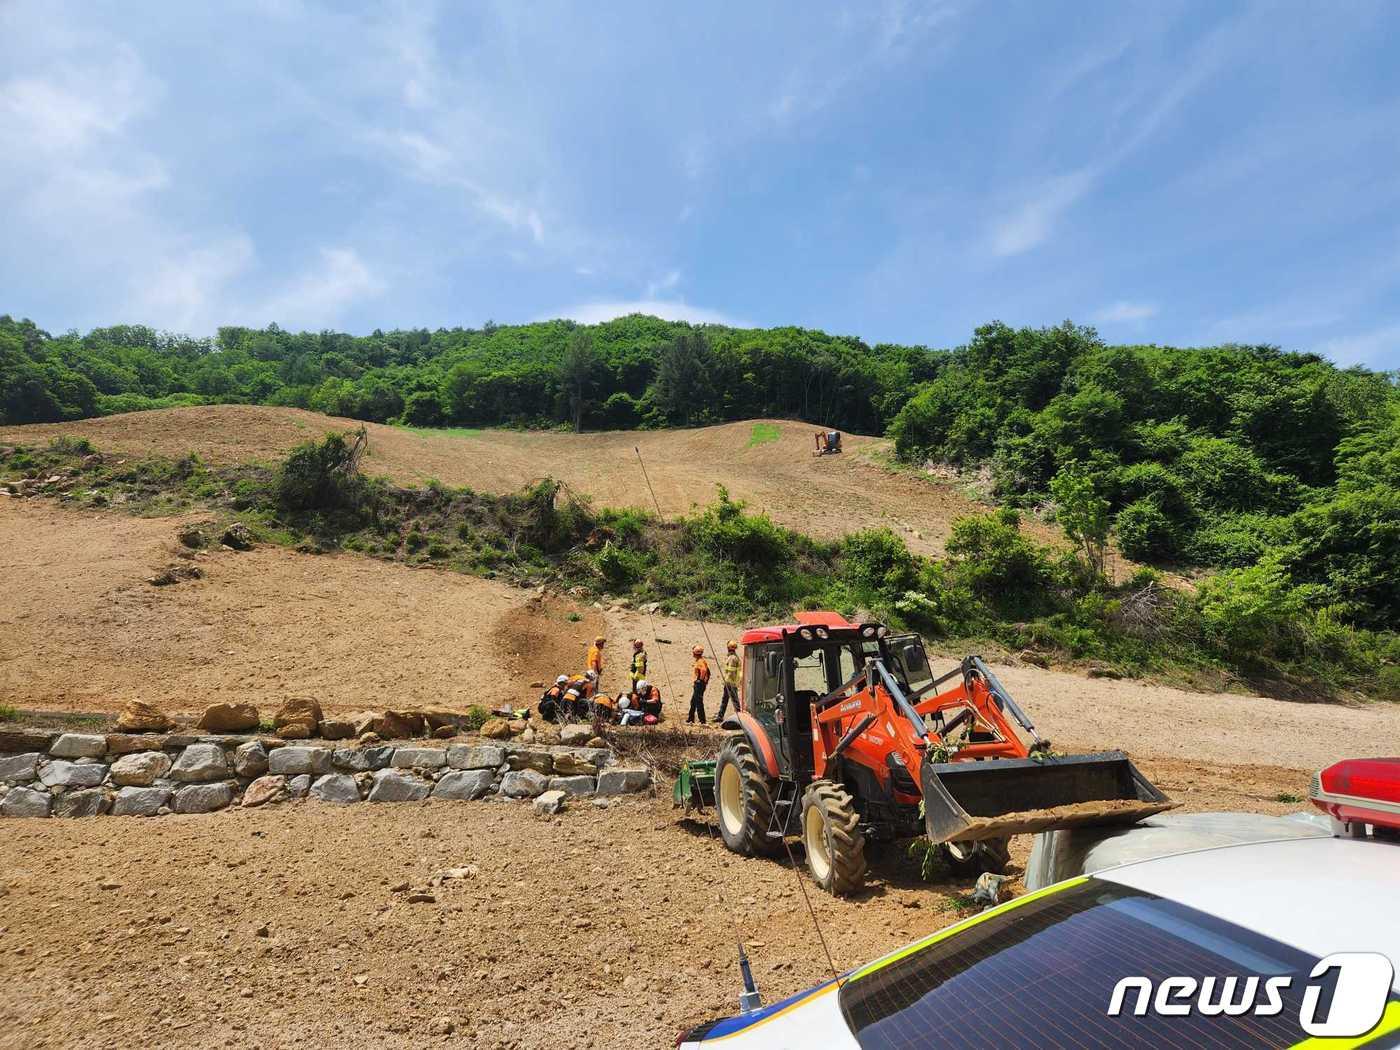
[0,406,1045,554]
[0,498,602,716]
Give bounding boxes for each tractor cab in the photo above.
[737,613,910,781]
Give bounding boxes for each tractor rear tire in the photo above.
[800,780,867,896]
[939,837,1011,878]
[715,735,779,857]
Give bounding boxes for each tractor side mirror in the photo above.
[764,651,783,679]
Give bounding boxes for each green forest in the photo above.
[2,311,1397,698]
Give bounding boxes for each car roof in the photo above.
[1096,835,1400,970]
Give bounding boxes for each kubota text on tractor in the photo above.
[689,612,1172,894]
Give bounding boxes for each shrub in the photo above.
[462,705,490,731]
[839,528,918,601]
[276,428,373,515]
[595,540,647,587]
[1050,463,1110,578]
[684,487,792,572]
[1193,560,1306,659]
[945,511,1061,617]
[1115,499,1181,561]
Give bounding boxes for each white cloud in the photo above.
[987,169,1097,257]
[1092,300,1158,324]
[545,300,749,327]
[135,235,256,334]
[645,270,681,298]
[256,248,385,330]
[1317,323,1400,369]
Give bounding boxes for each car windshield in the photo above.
[837,878,1388,1049]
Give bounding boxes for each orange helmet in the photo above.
[691,645,704,657]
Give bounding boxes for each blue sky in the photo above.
[2,1,1398,368]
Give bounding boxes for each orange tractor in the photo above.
[709,612,1172,894]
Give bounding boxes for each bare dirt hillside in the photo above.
[0,406,1049,555]
[0,498,603,716]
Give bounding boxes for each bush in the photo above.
[595,540,647,587]
[683,488,793,572]
[839,529,918,601]
[1115,499,1181,561]
[462,706,490,731]
[944,511,1061,617]
[276,429,373,515]
[1193,560,1306,659]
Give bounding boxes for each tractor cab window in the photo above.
[887,634,934,696]
[744,641,784,714]
[791,649,829,696]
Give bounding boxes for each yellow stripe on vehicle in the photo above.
[704,982,841,1042]
[1289,1000,1400,1049]
[847,876,1090,983]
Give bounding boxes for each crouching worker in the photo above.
[634,679,663,722]
[563,670,597,721]
[537,675,569,723]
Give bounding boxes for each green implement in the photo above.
[674,759,717,812]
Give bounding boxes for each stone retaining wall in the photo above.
[0,729,652,819]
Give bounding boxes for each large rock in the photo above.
[173,782,235,814]
[105,733,170,756]
[273,698,322,739]
[551,753,599,777]
[310,774,360,804]
[1,785,51,817]
[233,741,269,778]
[39,760,106,789]
[446,744,504,770]
[391,747,447,771]
[431,769,494,800]
[499,769,549,799]
[170,743,230,782]
[0,753,39,783]
[111,786,171,816]
[114,701,174,733]
[377,710,425,739]
[534,789,567,816]
[222,522,255,550]
[242,775,286,807]
[197,702,260,733]
[332,746,393,772]
[596,767,652,796]
[367,769,431,802]
[559,725,594,746]
[110,751,172,787]
[267,746,332,777]
[547,775,596,797]
[286,774,312,798]
[320,719,355,740]
[506,749,554,775]
[0,728,58,753]
[479,718,512,740]
[55,788,110,818]
[50,733,107,758]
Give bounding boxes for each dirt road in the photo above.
[0,406,1049,555]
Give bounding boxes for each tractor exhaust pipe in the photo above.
[921,751,1175,844]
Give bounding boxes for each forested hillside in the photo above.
[3,311,1397,692]
[0,314,935,434]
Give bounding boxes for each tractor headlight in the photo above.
[860,624,876,638]
[815,626,829,639]
[876,625,889,639]
[798,627,813,641]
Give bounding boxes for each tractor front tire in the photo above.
[715,735,779,857]
[939,837,1011,878]
[801,780,867,896]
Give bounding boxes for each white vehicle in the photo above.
[679,757,1400,1049]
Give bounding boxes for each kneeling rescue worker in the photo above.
[633,679,662,719]
[688,645,710,724]
[537,674,569,723]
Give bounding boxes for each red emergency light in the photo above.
[1310,757,1400,834]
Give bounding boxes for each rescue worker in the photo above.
[629,639,648,694]
[716,640,741,720]
[586,636,606,681]
[687,645,710,724]
[537,674,569,723]
[634,679,663,720]
[563,670,597,721]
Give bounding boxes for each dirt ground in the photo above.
[0,498,603,716]
[0,406,1056,556]
[2,458,1397,1047]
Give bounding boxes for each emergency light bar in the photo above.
[1310,757,1400,835]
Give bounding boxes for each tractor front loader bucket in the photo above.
[921,751,1174,844]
